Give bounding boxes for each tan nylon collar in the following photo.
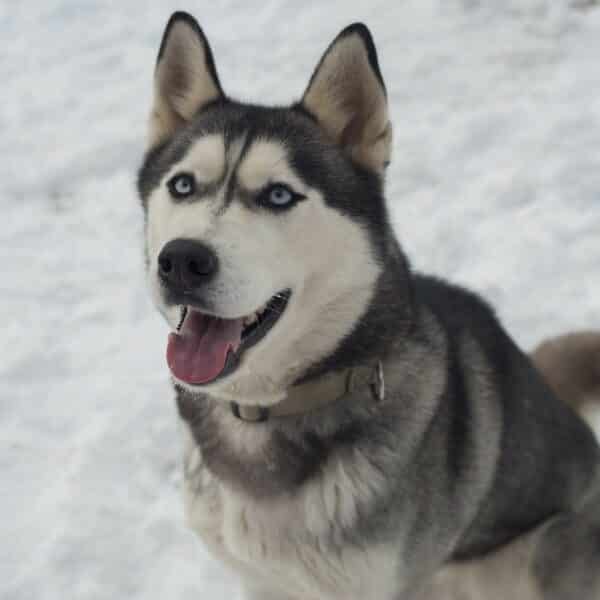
[230,361,385,423]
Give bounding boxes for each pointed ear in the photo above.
[300,24,392,174]
[148,12,224,149]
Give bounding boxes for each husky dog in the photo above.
[137,12,600,600]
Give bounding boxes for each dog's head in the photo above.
[138,12,394,404]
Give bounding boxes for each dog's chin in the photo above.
[164,289,292,397]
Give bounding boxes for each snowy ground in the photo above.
[2,1,600,599]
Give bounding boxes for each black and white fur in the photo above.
[138,12,600,600]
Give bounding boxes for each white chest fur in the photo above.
[180,422,402,600]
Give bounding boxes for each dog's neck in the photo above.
[298,243,414,384]
[230,362,385,423]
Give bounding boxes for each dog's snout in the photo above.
[158,239,218,290]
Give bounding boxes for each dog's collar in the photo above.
[230,361,385,423]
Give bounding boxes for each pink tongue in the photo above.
[166,311,244,384]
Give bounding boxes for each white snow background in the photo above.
[2,1,600,599]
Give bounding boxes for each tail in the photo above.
[531,331,600,429]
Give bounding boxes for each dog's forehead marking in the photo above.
[225,134,248,181]
[237,139,302,191]
[171,133,226,183]
[217,134,248,213]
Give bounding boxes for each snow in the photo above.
[2,1,599,599]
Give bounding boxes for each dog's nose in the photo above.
[157,239,218,290]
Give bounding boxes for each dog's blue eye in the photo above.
[268,185,293,206]
[168,173,195,199]
[257,183,305,210]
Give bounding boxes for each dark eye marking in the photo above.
[256,183,306,211]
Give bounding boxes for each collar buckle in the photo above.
[370,360,385,403]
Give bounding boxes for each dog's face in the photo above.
[138,13,393,404]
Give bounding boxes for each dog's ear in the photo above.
[148,12,224,149]
[300,24,392,174]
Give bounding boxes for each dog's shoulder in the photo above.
[411,273,512,375]
[413,273,502,340]
[411,273,600,560]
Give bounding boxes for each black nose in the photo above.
[157,239,218,290]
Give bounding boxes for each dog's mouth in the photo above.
[166,290,291,386]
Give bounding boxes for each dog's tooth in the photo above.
[176,306,187,331]
[244,312,258,326]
